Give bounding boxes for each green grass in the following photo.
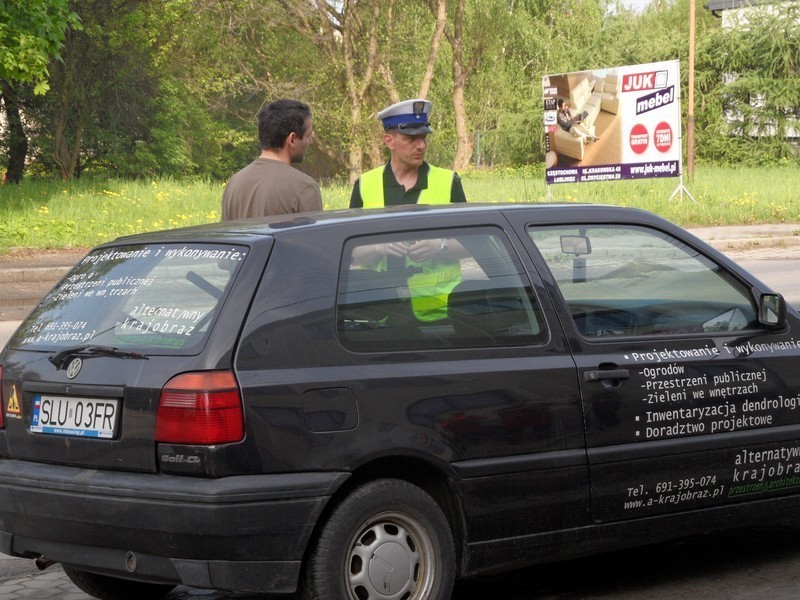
[1,165,798,253]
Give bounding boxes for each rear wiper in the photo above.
[49,345,149,370]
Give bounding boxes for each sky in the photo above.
[617,0,654,12]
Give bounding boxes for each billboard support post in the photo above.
[668,174,697,203]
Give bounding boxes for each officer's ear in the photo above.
[383,130,397,149]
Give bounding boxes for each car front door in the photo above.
[525,221,800,523]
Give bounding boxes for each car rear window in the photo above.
[9,243,248,354]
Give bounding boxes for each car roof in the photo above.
[103,202,672,247]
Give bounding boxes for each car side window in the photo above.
[337,228,547,351]
[528,225,760,337]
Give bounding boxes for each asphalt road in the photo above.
[5,523,800,598]
[738,258,800,307]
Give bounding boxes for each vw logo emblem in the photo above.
[66,358,83,379]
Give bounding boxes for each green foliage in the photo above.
[0,177,223,250]
[696,3,800,166]
[1,166,797,253]
[0,0,79,93]
[153,0,337,177]
[2,0,800,181]
[17,0,164,180]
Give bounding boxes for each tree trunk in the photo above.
[349,106,365,184]
[429,0,481,171]
[1,82,29,184]
[52,108,86,181]
[52,98,74,181]
[448,0,474,171]
[419,0,446,99]
[452,81,473,171]
[342,0,384,183]
[51,32,83,181]
[51,74,88,181]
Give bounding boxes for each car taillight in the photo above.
[156,371,243,445]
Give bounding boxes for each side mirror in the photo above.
[759,293,787,329]
[560,235,591,256]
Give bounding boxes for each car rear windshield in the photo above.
[9,243,248,354]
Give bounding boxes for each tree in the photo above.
[0,0,78,182]
[695,3,800,165]
[43,1,158,180]
[159,0,351,180]
[0,0,78,93]
[14,0,798,182]
[429,0,478,170]
[445,0,605,170]
[275,0,435,182]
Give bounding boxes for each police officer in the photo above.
[350,99,467,322]
[350,98,467,207]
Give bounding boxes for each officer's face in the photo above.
[385,131,428,169]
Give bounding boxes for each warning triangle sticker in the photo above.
[7,385,20,415]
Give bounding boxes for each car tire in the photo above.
[301,478,455,600]
[62,566,176,600]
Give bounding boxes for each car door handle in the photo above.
[584,369,630,383]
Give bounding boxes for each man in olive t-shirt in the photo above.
[222,99,322,220]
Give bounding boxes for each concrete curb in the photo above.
[689,225,800,256]
[0,250,85,321]
[0,265,73,284]
[0,269,75,321]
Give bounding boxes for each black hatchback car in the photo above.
[0,203,796,600]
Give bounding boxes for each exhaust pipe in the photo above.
[35,557,55,570]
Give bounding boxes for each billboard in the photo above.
[543,60,681,185]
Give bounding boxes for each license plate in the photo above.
[31,395,119,439]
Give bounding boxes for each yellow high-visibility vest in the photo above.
[405,261,462,322]
[359,164,454,207]
[357,164,460,321]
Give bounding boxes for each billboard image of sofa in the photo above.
[543,59,681,185]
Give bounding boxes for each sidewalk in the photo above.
[0,249,86,321]
[688,224,800,258]
[0,225,798,322]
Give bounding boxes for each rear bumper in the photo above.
[0,460,348,593]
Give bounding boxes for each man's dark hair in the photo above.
[258,99,312,150]
[556,98,565,109]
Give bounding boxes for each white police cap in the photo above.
[377,98,433,135]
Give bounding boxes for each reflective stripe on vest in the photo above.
[406,261,462,322]
[359,164,455,207]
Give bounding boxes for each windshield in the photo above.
[9,243,248,354]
